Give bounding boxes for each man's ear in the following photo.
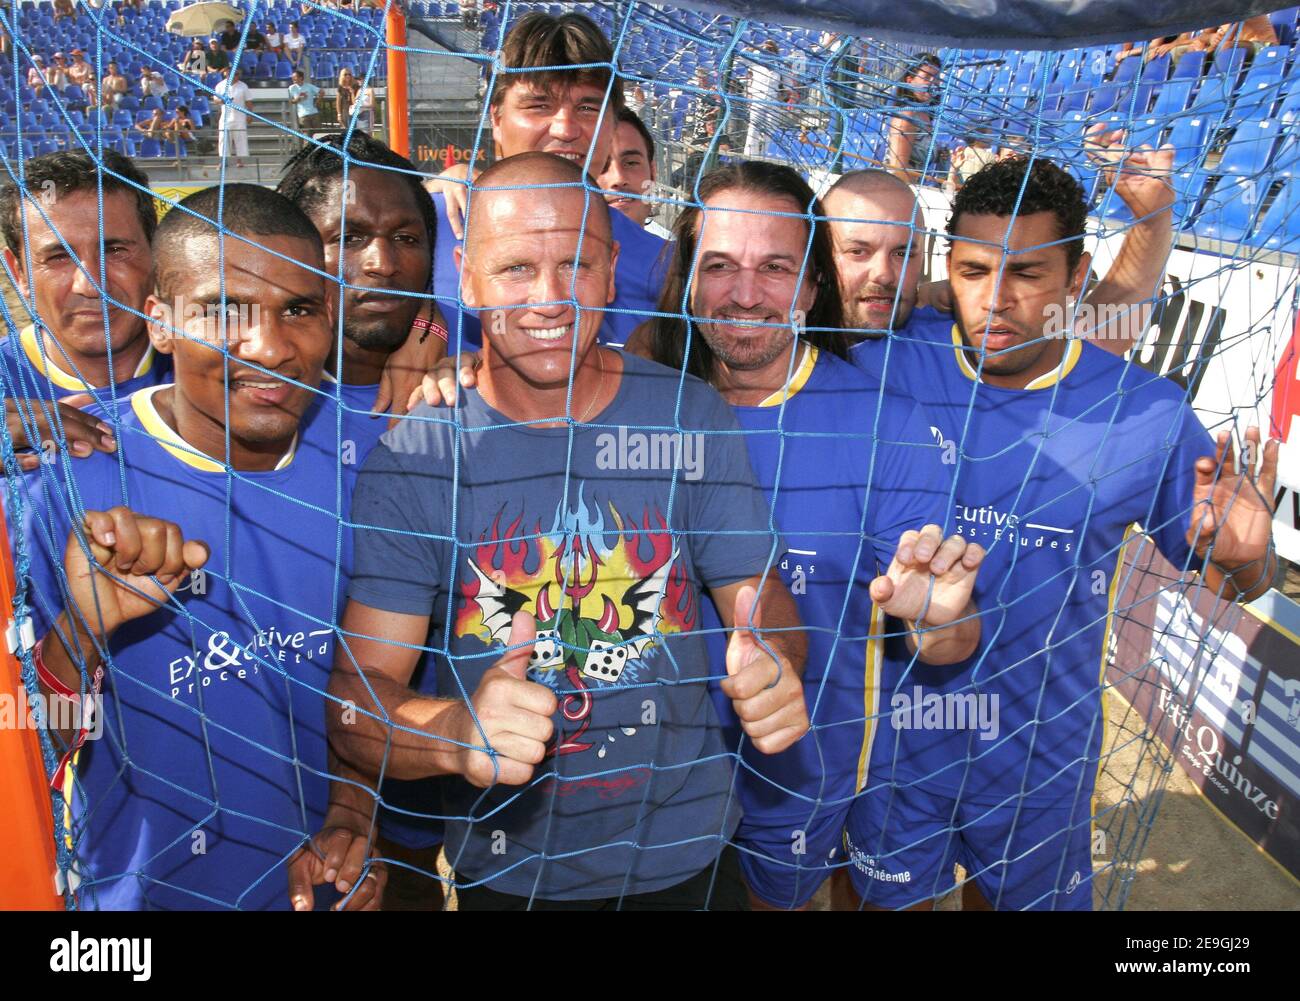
[1070,250,1092,300]
[606,240,620,305]
[2,246,28,298]
[456,252,479,310]
[143,292,177,355]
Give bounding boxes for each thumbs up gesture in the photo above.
[720,585,809,755]
[451,611,559,788]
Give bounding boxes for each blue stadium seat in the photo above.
[1268,8,1298,47]
[141,95,163,112]
[1216,119,1281,176]
[1166,115,1212,169]
[139,137,162,157]
[1212,47,1247,84]
[1149,79,1196,118]
[1252,180,1300,249]
[1198,173,1266,243]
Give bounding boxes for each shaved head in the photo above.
[464,151,612,261]
[824,168,919,218]
[824,169,928,333]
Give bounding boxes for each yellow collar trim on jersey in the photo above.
[950,324,1082,390]
[756,344,819,408]
[20,324,155,393]
[132,385,297,473]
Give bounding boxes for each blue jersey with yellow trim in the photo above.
[0,324,171,409]
[430,192,669,349]
[854,308,1214,804]
[15,386,355,910]
[705,347,952,836]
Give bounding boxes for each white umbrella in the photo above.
[165,2,245,38]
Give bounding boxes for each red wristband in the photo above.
[36,637,104,793]
[412,316,448,343]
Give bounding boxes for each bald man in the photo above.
[327,152,809,910]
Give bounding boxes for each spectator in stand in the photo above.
[206,39,229,74]
[180,39,208,76]
[265,22,284,57]
[139,68,169,101]
[288,69,322,136]
[47,53,70,90]
[885,52,941,184]
[219,22,242,52]
[26,55,49,97]
[135,107,168,140]
[53,0,76,23]
[946,127,996,194]
[284,22,309,73]
[81,80,99,115]
[244,25,268,53]
[354,81,374,135]
[687,67,720,148]
[101,62,129,109]
[460,0,480,30]
[166,106,196,147]
[744,40,780,157]
[1111,41,1142,71]
[1146,29,1216,62]
[336,68,359,125]
[66,49,94,89]
[1207,17,1279,59]
[627,82,647,118]
[215,68,251,165]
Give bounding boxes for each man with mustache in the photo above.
[15,184,384,909]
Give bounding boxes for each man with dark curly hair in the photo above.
[837,156,1279,912]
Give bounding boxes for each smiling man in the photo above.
[329,152,807,910]
[837,157,1278,911]
[0,151,171,468]
[15,183,382,910]
[428,12,668,349]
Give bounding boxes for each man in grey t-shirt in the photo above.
[329,153,809,909]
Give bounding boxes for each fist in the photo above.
[66,507,209,637]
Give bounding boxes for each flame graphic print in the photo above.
[455,487,697,757]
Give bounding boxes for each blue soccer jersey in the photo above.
[0,323,171,406]
[15,386,355,910]
[703,346,953,908]
[430,192,668,350]
[853,309,1215,806]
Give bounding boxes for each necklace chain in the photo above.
[576,346,606,423]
